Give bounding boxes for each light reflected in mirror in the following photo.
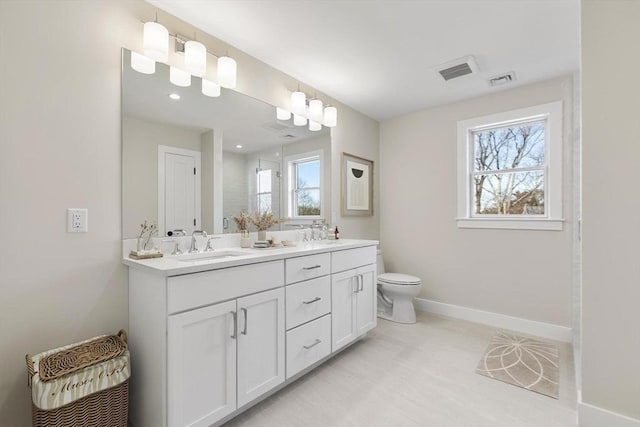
[122,49,330,238]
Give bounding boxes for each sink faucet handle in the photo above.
[204,237,216,252]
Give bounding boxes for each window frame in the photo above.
[256,168,273,214]
[456,101,564,230]
[284,150,324,221]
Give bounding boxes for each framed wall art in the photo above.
[342,152,373,216]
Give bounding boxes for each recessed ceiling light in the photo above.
[169,93,180,100]
[236,145,243,149]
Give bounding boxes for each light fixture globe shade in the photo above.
[217,56,237,88]
[170,66,191,87]
[309,120,322,131]
[184,40,207,77]
[202,79,221,97]
[291,91,306,115]
[309,99,323,122]
[276,107,291,121]
[143,22,169,62]
[130,51,155,74]
[324,106,337,127]
[293,114,307,126]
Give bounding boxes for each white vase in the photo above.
[257,230,267,241]
[240,230,251,248]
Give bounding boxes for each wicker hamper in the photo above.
[25,330,130,427]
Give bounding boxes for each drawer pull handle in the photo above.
[303,265,322,270]
[230,311,237,339]
[359,274,364,292]
[303,339,322,350]
[241,307,248,335]
[302,297,322,305]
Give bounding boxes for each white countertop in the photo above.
[123,239,378,276]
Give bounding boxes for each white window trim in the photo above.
[456,101,564,231]
[284,149,324,221]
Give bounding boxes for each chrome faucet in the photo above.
[204,236,221,252]
[189,230,208,253]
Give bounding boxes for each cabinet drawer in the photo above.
[285,276,331,330]
[168,260,284,314]
[331,246,376,274]
[286,314,331,379]
[285,253,331,285]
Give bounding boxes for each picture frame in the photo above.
[342,152,374,216]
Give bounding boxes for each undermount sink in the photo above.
[177,250,246,262]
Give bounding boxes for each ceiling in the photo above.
[147,0,580,121]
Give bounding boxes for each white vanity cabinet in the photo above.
[167,300,237,427]
[167,287,284,427]
[126,240,377,427]
[331,247,377,352]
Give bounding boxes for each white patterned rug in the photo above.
[476,331,559,399]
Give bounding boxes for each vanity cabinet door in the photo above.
[331,270,358,352]
[355,264,377,336]
[168,300,237,427]
[237,287,285,408]
[331,264,377,352]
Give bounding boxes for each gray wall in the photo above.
[0,1,378,424]
[379,76,575,327]
[581,0,640,421]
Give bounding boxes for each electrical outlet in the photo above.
[67,208,88,233]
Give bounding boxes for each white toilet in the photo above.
[376,250,422,324]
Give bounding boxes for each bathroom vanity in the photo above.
[124,239,377,427]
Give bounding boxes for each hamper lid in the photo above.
[39,334,128,382]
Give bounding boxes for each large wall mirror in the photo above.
[122,49,331,238]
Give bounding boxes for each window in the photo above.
[286,151,323,219]
[256,168,272,214]
[457,102,563,230]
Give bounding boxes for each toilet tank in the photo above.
[376,249,385,274]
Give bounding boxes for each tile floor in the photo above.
[225,312,577,427]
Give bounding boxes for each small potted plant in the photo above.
[232,211,252,248]
[251,211,282,241]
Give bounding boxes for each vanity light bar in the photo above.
[134,18,238,90]
[278,90,338,128]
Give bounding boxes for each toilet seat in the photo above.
[378,273,421,286]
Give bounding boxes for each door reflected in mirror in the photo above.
[121,48,330,238]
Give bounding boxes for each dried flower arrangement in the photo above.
[232,211,251,231]
[137,220,158,251]
[251,211,284,231]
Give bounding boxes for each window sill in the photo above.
[456,218,564,231]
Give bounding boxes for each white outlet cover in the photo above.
[67,208,88,233]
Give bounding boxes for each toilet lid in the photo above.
[378,273,421,285]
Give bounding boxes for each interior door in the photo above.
[160,146,201,235]
[167,300,237,427]
[236,287,285,407]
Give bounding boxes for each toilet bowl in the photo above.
[377,250,422,324]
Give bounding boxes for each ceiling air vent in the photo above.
[435,56,479,81]
[488,71,516,87]
[262,122,292,132]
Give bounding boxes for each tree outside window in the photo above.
[472,120,546,216]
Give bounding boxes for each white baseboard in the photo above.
[414,297,572,342]
[578,402,640,427]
